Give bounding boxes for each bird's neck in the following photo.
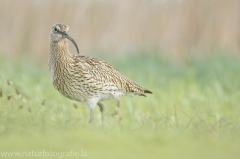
[49,39,73,63]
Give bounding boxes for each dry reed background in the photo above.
[0,0,240,61]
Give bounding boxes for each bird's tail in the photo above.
[137,88,153,97]
[144,88,153,94]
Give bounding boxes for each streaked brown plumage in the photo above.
[48,23,152,126]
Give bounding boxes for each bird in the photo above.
[48,23,152,127]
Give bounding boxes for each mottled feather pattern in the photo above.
[72,55,148,97]
[49,23,152,108]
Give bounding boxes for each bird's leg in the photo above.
[97,102,105,128]
[89,108,94,123]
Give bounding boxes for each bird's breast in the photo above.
[49,62,84,101]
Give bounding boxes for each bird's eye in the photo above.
[54,27,58,32]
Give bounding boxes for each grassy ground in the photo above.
[0,53,239,159]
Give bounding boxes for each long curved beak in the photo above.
[62,31,79,54]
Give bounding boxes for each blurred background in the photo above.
[1,1,240,159]
[0,0,239,61]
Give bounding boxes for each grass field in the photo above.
[0,53,239,159]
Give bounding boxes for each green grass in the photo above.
[0,53,239,159]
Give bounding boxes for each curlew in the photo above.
[48,23,152,126]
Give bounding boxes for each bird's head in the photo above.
[50,23,79,54]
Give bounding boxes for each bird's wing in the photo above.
[72,55,148,97]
